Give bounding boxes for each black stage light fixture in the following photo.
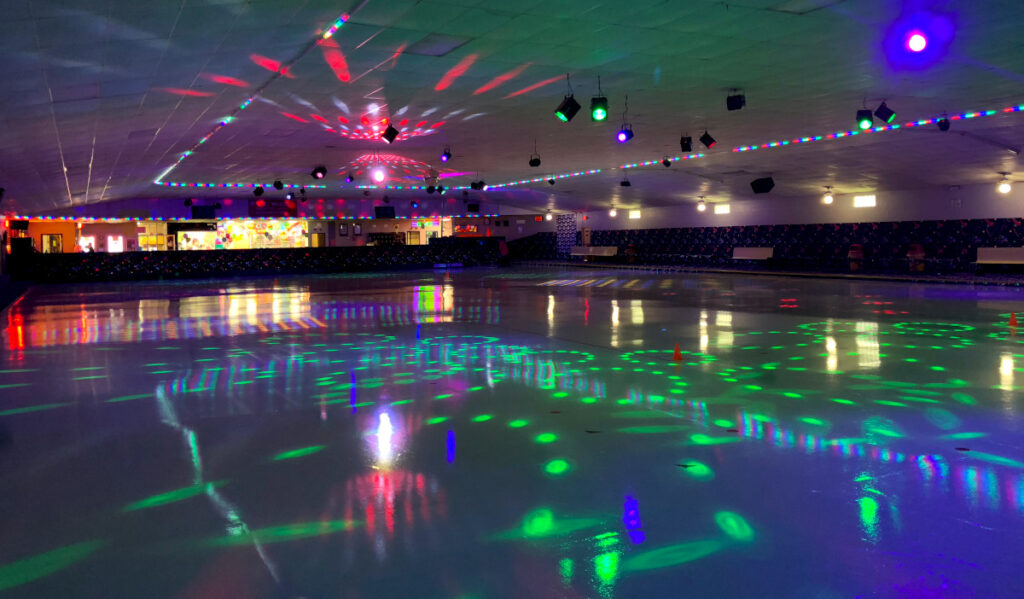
[548,178,555,185]
[750,177,775,194]
[285,191,295,200]
[440,146,452,163]
[937,118,950,131]
[620,177,631,187]
[874,101,896,124]
[438,185,446,194]
[529,154,541,167]
[555,95,581,122]
[726,93,746,111]
[427,186,436,194]
[253,186,265,197]
[273,180,284,190]
[680,136,692,152]
[662,157,672,167]
[699,130,716,148]
[590,95,608,121]
[857,109,873,130]
[411,200,419,208]
[184,198,193,207]
[344,173,354,183]
[470,181,485,190]
[381,124,399,143]
[311,165,327,179]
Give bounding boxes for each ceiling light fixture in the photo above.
[680,135,692,153]
[547,178,555,185]
[857,109,873,130]
[906,31,928,52]
[998,174,1012,194]
[726,90,746,111]
[937,117,950,131]
[311,165,327,179]
[620,176,631,187]
[529,138,542,167]
[273,180,284,190]
[373,168,385,183]
[591,76,608,121]
[345,173,354,183]
[253,186,264,197]
[555,74,580,122]
[381,124,399,143]
[874,101,897,124]
[823,186,834,205]
[616,94,634,143]
[700,130,716,149]
[609,208,617,217]
[697,197,706,212]
[662,157,671,167]
[751,176,775,194]
[438,185,446,194]
[545,210,553,221]
[285,191,295,200]
[440,146,452,162]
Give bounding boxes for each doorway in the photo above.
[311,233,326,247]
[41,234,63,254]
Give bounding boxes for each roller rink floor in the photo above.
[1,267,1023,599]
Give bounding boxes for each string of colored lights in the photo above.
[152,13,350,185]
[734,104,1024,153]
[6,214,501,222]
[620,154,707,169]
[157,182,327,189]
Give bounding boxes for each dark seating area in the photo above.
[509,218,1024,274]
[8,238,503,283]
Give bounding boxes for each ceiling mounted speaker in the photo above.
[750,177,775,194]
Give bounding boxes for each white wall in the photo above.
[577,183,1024,231]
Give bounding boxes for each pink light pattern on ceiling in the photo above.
[434,54,479,91]
[474,63,531,95]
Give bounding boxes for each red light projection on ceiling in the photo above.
[200,73,250,87]
[344,153,462,184]
[474,63,531,95]
[277,101,453,141]
[156,87,214,97]
[434,54,478,91]
[503,74,565,99]
[280,112,309,123]
[250,54,295,78]
[319,38,351,82]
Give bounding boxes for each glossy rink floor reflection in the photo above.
[1,268,1023,599]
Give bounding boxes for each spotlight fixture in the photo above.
[619,176,631,187]
[906,31,927,53]
[697,198,706,212]
[311,165,327,179]
[616,95,634,142]
[750,176,775,194]
[590,75,608,121]
[874,101,896,124]
[937,117,950,131]
[547,178,555,185]
[184,198,193,207]
[609,208,617,217]
[699,130,716,149]
[822,186,834,205]
[529,154,541,167]
[411,200,419,209]
[470,181,486,191]
[286,191,295,200]
[440,146,451,163]
[662,157,672,167]
[427,186,436,194]
[998,174,1012,194]
[857,109,873,130]
[726,91,746,111]
[344,173,354,183]
[373,168,385,183]
[680,136,692,153]
[545,211,553,221]
[437,185,446,194]
[253,186,264,197]
[555,75,580,122]
[381,124,399,143]
[273,180,284,190]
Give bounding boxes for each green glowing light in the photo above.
[545,459,570,475]
[523,508,554,536]
[581,396,597,404]
[472,414,493,422]
[624,539,724,571]
[619,425,689,434]
[858,497,879,543]
[559,558,574,585]
[535,432,558,443]
[206,520,360,546]
[122,481,226,512]
[468,386,485,392]
[105,393,151,403]
[0,403,70,416]
[508,419,529,428]
[0,540,107,592]
[434,393,453,400]
[272,445,326,461]
[679,460,714,480]
[940,432,986,440]
[799,417,826,426]
[594,551,620,585]
[831,398,857,405]
[426,416,449,425]
[552,391,569,398]
[690,434,742,445]
[714,511,755,542]
[966,451,1024,468]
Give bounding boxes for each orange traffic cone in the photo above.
[1011,312,1018,327]
[672,343,683,361]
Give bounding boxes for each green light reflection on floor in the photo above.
[0,540,108,592]
[623,539,724,571]
[714,511,755,542]
[123,481,226,512]
[272,445,326,461]
[205,520,360,546]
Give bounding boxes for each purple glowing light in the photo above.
[617,132,628,142]
[906,31,927,52]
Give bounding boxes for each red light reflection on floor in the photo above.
[434,54,478,91]
[200,73,250,87]
[319,38,351,82]
[250,54,295,78]
[474,62,530,95]
[156,88,214,97]
[503,74,566,99]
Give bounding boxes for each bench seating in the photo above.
[732,247,774,260]
[977,248,1024,264]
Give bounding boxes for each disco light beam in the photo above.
[434,54,479,91]
[319,38,351,82]
[503,74,566,99]
[474,63,531,95]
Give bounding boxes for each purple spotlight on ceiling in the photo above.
[884,10,955,70]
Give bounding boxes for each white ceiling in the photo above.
[2,0,1024,215]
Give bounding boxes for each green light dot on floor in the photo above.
[552,391,570,398]
[472,414,493,422]
[799,417,826,426]
[713,419,734,428]
[930,366,946,371]
[617,398,632,404]
[426,416,449,425]
[468,386,485,392]
[782,392,802,398]
[545,459,570,475]
[535,433,558,444]
[581,397,597,404]
[434,393,453,399]
[831,399,857,405]
[508,419,529,428]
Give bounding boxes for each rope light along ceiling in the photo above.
[7,214,500,222]
[151,13,350,185]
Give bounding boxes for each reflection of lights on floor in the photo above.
[376,412,394,467]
